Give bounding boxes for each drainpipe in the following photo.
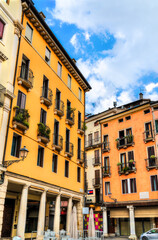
[2,4,30,164]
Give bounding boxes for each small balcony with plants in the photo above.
[65,108,75,126]
[116,134,134,150]
[102,141,110,152]
[92,157,101,167]
[17,66,34,91]
[143,130,155,143]
[54,99,64,117]
[37,123,50,145]
[145,155,158,170]
[92,178,102,188]
[77,150,84,164]
[65,141,74,158]
[77,121,86,135]
[12,106,30,133]
[40,87,53,108]
[52,133,63,152]
[102,166,111,177]
[117,160,136,175]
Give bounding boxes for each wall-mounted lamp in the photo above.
[108,192,117,203]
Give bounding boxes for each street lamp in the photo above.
[108,192,117,203]
[4,146,29,167]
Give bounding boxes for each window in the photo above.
[42,76,49,99]
[151,175,158,191]
[0,19,5,40]
[11,133,22,157]
[88,133,92,146]
[126,116,131,121]
[155,120,158,133]
[128,151,134,161]
[57,62,62,78]
[122,178,137,194]
[79,88,82,101]
[118,118,123,123]
[120,153,126,167]
[77,167,81,182]
[68,74,71,89]
[94,131,99,142]
[45,47,51,64]
[147,146,155,167]
[40,108,47,125]
[144,109,150,114]
[94,150,99,164]
[17,91,26,109]
[78,111,81,130]
[65,160,69,177]
[77,138,81,159]
[145,122,153,138]
[20,55,30,80]
[65,128,70,152]
[25,23,33,43]
[105,182,110,195]
[5,0,10,4]
[52,154,58,173]
[103,123,108,127]
[104,157,110,171]
[37,146,44,167]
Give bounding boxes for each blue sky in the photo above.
[33,0,158,114]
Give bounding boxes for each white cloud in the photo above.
[70,33,80,53]
[83,32,91,41]
[50,0,158,113]
[145,82,158,93]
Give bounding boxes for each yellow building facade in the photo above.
[0,0,91,239]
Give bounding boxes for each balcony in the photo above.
[92,157,101,166]
[37,123,50,145]
[143,130,155,143]
[85,137,102,150]
[54,99,64,117]
[85,195,102,204]
[102,142,110,152]
[116,135,134,149]
[145,156,158,170]
[102,166,111,177]
[12,107,30,133]
[65,109,75,126]
[40,87,53,108]
[92,178,102,188]
[77,121,85,136]
[117,161,136,175]
[52,134,63,152]
[17,66,34,91]
[65,142,74,158]
[77,150,84,164]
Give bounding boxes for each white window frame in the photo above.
[25,22,33,43]
[68,74,71,89]
[122,178,137,194]
[57,61,62,78]
[45,46,51,64]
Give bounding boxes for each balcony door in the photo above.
[94,150,99,164]
[104,156,109,172]
[95,170,100,185]
[67,100,71,119]
[43,76,49,98]
[56,89,61,110]
[78,111,81,129]
[40,108,47,125]
[103,135,108,149]
[54,120,59,145]
[145,122,153,138]
[21,55,29,80]
[17,91,26,109]
[78,138,81,159]
[88,133,92,146]
[120,153,126,169]
[66,128,70,152]
[119,130,125,146]
[95,188,100,203]
[148,146,155,166]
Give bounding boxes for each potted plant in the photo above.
[117,162,122,166]
[13,106,30,128]
[123,166,129,173]
[38,123,50,140]
[126,134,133,143]
[150,155,155,159]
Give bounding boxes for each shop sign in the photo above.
[139,192,149,199]
[88,190,93,195]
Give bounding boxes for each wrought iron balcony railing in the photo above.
[12,107,30,132]
[102,166,111,177]
[145,157,158,170]
[92,157,101,166]
[40,87,53,107]
[92,178,102,187]
[77,150,84,164]
[65,141,74,158]
[116,135,134,149]
[54,99,64,117]
[143,130,155,143]
[85,137,102,149]
[65,109,75,126]
[77,121,85,135]
[52,133,63,152]
[102,142,110,152]
[117,161,136,175]
[17,66,34,90]
[37,123,50,145]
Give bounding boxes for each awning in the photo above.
[135,207,158,218]
[110,209,129,218]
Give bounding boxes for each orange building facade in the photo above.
[100,96,158,239]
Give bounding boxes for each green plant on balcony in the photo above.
[117,162,122,166]
[126,134,133,143]
[150,155,156,159]
[123,166,129,173]
[129,159,134,163]
[68,106,76,113]
[82,121,87,131]
[37,123,50,140]
[13,106,30,128]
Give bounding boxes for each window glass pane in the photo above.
[0,19,5,40]
[11,135,16,156]
[57,62,62,78]
[45,47,51,64]
[79,88,82,101]
[155,120,158,133]
[68,74,71,89]
[25,23,33,42]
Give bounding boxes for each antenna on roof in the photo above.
[139,88,146,100]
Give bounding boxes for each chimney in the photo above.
[39,11,46,21]
[113,101,117,108]
[139,93,143,100]
[72,58,76,64]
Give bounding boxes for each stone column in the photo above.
[127,205,137,240]
[37,191,46,240]
[76,199,83,233]
[17,185,28,240]
[102,207,108,237]
[66,197,72,234]
[54,194,61,237]
[0,176,8,237]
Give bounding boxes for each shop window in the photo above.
[37,146,44,167]
[65,160,69,178]
[151,175,158,191]
[52,154,58,173]
[105,182,110,195]
[57,62,62,78]
[45,47,51,64]
[68,74,71,89]
[77,167,81,182]
[25,23,33,43]
[0,19,5,40]
[25,200,39,233]
[11,133,22,157]
[78,87,82,101]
